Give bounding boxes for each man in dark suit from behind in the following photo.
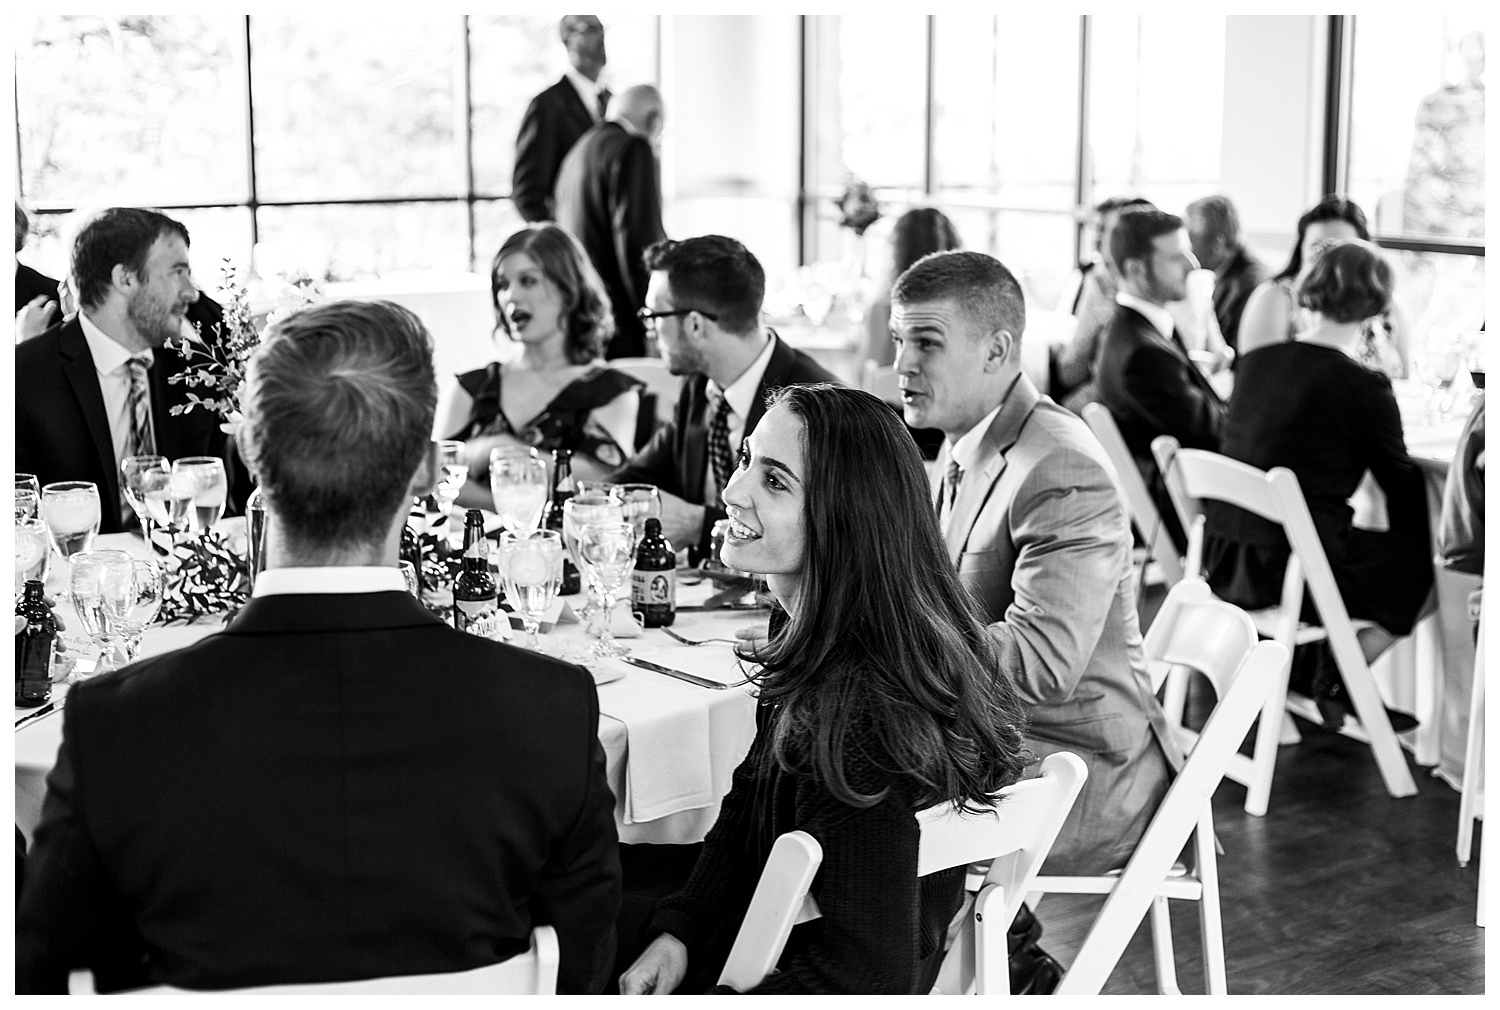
[16,301,622,994]
[1096,207,1226,549]
[14,207,229,533]
[511,15,609,224]
[553,84,666,359]
[609,236,838,559]
[1186,194,1267,358]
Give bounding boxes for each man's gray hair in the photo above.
[1186,194,1241,247]
[890,250,1026,347]
[241,300,437,550]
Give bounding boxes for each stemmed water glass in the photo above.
[122,455,171,553]
[40,481,101,598]
[421,440,470,541]
[100,558,165,667]
[68,548,133,675]
[16,474,40,521]
[617,484,662,542]
[563,489,625,616]
[577,521,637,659]
[14,517,51,595]
[171,457,228,535]
[497,530,565,651]
[490,451,550,534]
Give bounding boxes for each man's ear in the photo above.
[110,263,136,295]
[407,441,440,501]
[983,328,1014,371]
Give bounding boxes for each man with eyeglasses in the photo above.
[512,15,610,225]
[609,235,839,558]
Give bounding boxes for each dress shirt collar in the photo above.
[252,566,408,598]
[947,401,1005,473]
[1115,291,1176,343]
[564,65,604,120]
[707,332,776,424]
[79,310,152,375]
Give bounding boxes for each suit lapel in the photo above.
[148,348,182,461]
[557,75,595,131]
[743,332,794,437]
[944,375,1041,564]
[682,377,711,503]
[58,320,122,508]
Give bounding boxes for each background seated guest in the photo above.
[16,201,60,340]
[619,384,1030,995]
[436,223,642,506]
[15,301,622,995]
[1187,193,1268,357]
[1096,207,1226,549]
[1237,195,1410,378]
[863,207,961,369]
[14,207,229,533]
[609,235,838,559]
[1203,241,1433,726]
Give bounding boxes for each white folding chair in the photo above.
[1081,402,1184,589]
[68,925,560,995]
[716,751,1088,995]
[1033,584,1286,995]
[1152,436,1420,815]
[610,355,681,448]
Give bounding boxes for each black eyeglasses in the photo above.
[637,307,718,326]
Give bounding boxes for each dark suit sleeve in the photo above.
[513,94,560,223]
[1120,342,1224,451]
[532,678,622,995]
[609,412,681,494]
[610,138,666,310]
[16,696,148,994]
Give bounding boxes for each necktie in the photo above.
[596,87,612,120]
[706,390,734,497]
[126,356,155,458]
[939,461,962,523]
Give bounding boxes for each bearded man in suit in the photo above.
[891,250,1179,991]
[511,14,610,224]
[16,300,622,994]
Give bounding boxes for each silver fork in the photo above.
[660,626,740,647]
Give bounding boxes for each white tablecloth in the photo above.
[15,535,760,847]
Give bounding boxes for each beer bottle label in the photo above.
[632,568,675,607]
[455,597,498,635]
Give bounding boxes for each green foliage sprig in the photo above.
[158,530,250,626]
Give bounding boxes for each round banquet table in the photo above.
[15,532,761,848]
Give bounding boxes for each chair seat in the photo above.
[1246,607,1375,646]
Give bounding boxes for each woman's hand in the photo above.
[619,933,689,995]
[735,616,772,653]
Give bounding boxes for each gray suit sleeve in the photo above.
[986,447,1133,706]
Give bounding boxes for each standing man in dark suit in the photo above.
[610,236,838,558]
[16,300,622,995]
[1096,207,1226,548]
[553,84,666,359]
[511,15,610,224]
[14,207,229,533]
[1187,194,1268,357]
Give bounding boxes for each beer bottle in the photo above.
[631,517,676,628]
[543,449,582,595]
[452,509,499,635]
[399,511,424,592]
[15,580,56,708]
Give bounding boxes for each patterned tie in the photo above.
[125,356,155,458]
[939,461,963,523]
[596,87,612,120]
[706,389,734,497]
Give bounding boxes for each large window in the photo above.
[14,14,659,284]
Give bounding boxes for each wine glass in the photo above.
[576,480,618,498]
[172,457,228,535]
[577,521,637,659]
[122,455,171,552]
[490,453,550,534]
[16,474,40,521]
[563,490,625,617]
[617,484,662,542]
[15,517,51,595]
[40,482,101,597]
[498,530,564,651]
[99,558,165,667]
[438,438,470,509]
[68,549,133,675]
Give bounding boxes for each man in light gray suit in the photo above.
[890,250,1177,878]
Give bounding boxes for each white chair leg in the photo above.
[1244,651,1292,817]
[1148,897,1180,995]
[1195,826,1228,995]
[1332,645,1420,799]
[973,883,1007,996]
[1458,605,1485,865]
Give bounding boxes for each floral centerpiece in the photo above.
[835,172,882,237]
[159,262,320,624]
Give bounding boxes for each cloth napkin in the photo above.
[596,669,714,824]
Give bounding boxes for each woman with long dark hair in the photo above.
[619,384,1031,994]
[864,208,961,368]
[435,223,641,505]
[1236,196,1409,376]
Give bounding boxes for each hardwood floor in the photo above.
[1033,702,1486,994]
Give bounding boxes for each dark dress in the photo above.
[448,363,642,472]
[1202,341,1433,636]
[648,702,965,994]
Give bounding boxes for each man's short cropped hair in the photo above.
[242,300,437,550]
[1095,195,1154,218]
[642,235,765,335]
[1186,195,1241,246]
[890,250,1026,346]
[1109,208,1184,274]
[1295,239,1393,324]
[71,207,190,310]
